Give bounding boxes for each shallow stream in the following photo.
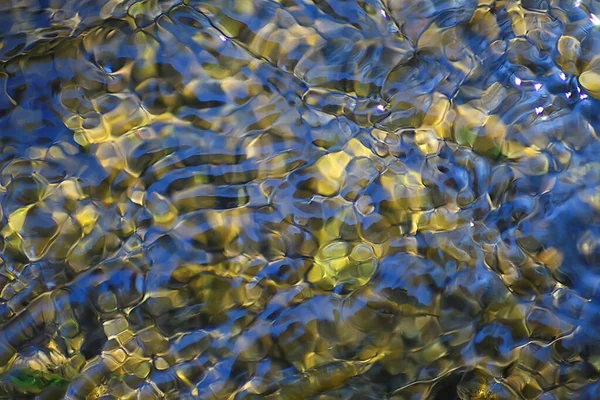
[1,0,600,398]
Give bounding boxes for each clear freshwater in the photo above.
[1,0,600,398]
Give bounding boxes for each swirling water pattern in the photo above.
[1,0,600,398]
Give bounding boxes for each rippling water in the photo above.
[1,0,600,398]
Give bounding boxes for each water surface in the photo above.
[1,0,600,398]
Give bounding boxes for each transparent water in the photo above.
[1,0,600,398]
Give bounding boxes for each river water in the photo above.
[1,0,600,398]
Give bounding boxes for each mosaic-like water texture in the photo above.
[1,0,600,398]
